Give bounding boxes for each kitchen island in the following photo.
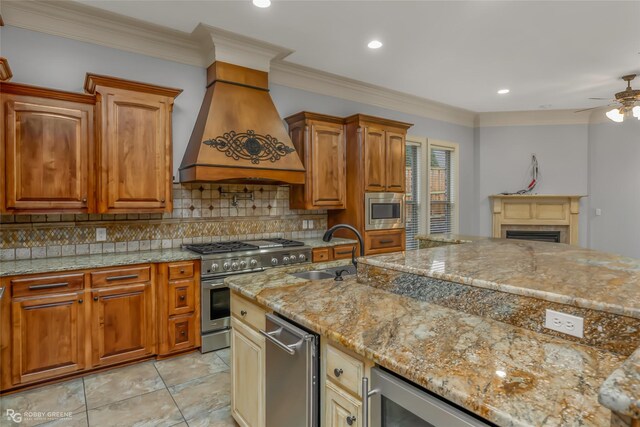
[226,239,640,427]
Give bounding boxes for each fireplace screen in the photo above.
[506,230,561,243]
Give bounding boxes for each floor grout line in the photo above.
[153,362,188,425]
[82,377,90,427]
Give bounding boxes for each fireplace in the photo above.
[506,230,561,243]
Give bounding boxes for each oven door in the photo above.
[201,279,231,333]
[369,368,492,427]
[365,193,405,231]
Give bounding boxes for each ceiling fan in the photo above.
[576,74,640,122]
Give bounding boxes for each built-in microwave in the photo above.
[365,192,405,231]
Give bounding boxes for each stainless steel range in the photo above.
[183,238,312,353]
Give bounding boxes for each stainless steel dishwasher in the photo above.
[260,313,319,427]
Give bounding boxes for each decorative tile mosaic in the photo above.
[0,184,327,260]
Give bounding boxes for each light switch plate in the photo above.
[544,309,584,338]
[96,228,107,242]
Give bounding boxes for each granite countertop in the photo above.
[226,261,624,427]
[362,239,640,319]
[415,233,491,244]
[299,237,358,248]
[0,248,201,277]
[600,347,640,418]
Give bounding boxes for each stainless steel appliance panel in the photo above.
[263,313,319,427]
[201,279,231,353]
[365,193,405,231]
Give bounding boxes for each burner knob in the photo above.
[231,262,239,271]
[250,259,258,268]
[271,258,278,266]
[239,261,247,269]
[211,263,219,271]
[298,254,306,262]
[223,262,230,271]
[283,256,290,264]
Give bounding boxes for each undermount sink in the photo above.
[291,271,334,280]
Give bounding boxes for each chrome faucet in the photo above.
[322,224,364,270]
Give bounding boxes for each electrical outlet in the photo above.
[544,309,584,338]
[308,220,314,229]
[96,228,107,242]
[595,208,602,216]
[302,220,308,230]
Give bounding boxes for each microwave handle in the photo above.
[362,377,379,427]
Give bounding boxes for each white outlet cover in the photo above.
[544,309,584,338]
[96,228,107,242]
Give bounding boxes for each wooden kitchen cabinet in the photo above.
[157,261,200,356]
[90,265,156,367]
[311,243,358,263]
[363,126,387,192]
[84,74,182,213]
[364,229,405,255]
[286,112,346,210]
[10,292,88,386]
[0,83,96,213]
[385,131,406,192]
[325,381,362,427]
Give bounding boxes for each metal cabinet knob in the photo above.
[94,296,99,301]
[240,310,247,316]
[346,415,356,425]
[161,199,166,203]
[78,299,83,304]
[334,368,343,377]
[180,331,186,336]
[82,197,87,203]
[180,269,185,274]
[179,295,186,301]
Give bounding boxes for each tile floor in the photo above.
[0,349,238,427]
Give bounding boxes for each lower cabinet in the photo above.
[231,316,265,427]
[325,381,362,427]
[11,292,87,386]
[90,283,155,367]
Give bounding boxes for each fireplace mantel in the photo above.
[489,194,585,245]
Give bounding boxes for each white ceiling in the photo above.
[78,0,640,113]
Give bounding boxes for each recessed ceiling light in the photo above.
[252,0,271,8]
[497,89,510,95]
[367,40,383,49]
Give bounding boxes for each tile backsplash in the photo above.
[0,184,327,260]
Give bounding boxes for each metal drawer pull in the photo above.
[106,274,139,282]
[335,251,352,255]
[362,377,379,427]
[379,239,394,244]
[179,295,186,301]
[259,329,297,356]
[334,368,343,377]
[28,282,69,290]
[346,416,356,425]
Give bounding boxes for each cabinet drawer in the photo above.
[312,248,331,263]
[231,293,266,332]
[325,380,362,427]
[365,229,404,255]
[168,279,196,316]
[168,313,197,353]
[168,262,195,280]
[332,245,356,260]
[11,273,85,298]
[90,265,151,287]
[326,344,364,397]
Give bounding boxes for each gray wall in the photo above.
[476,124,590,244]
[588,119,640,258]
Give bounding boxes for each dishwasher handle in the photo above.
[259,329,297,355]
[362,377,380,427]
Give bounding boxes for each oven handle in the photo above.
[361,376,379,427]
[202,281,227,290]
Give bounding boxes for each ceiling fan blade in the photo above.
[575,107,600,113]
[588,97,612,100]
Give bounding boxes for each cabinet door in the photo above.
[363,127,386,192]
[91,283,155,366]
[4,98,92,212]
[231,317,265,427]
[325,381,362,427]
[385,131,406,192]
[99,90,171,212]
[11,293,87,385]
[310,122,346,208]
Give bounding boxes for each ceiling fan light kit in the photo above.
[602,74,640,123]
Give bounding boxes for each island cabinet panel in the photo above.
[286,112,346,210]
[325,381,362,427]
[385,131,406,192]
[363,126,387,192]
[90,281,155,367]
[85,74,181,214]
[231,316,265,427]
[1,87,95,213]
[11,292,87,386]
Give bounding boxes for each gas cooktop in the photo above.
[184,238,306,255]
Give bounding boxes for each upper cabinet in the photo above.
[286,112,346,210]
[85,74,182,213]
[359,120,407,193]
[1,83,96,214]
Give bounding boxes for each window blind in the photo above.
[405,144,422,250]
[429,146,455,234]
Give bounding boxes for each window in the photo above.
[405,138,458,249]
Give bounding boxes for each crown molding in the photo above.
[0,0,205,66]
[476,110,592,127]
[270,61,476,127]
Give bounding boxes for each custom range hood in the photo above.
[180,28,304,184]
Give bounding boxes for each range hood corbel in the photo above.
[179,26,305,185]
